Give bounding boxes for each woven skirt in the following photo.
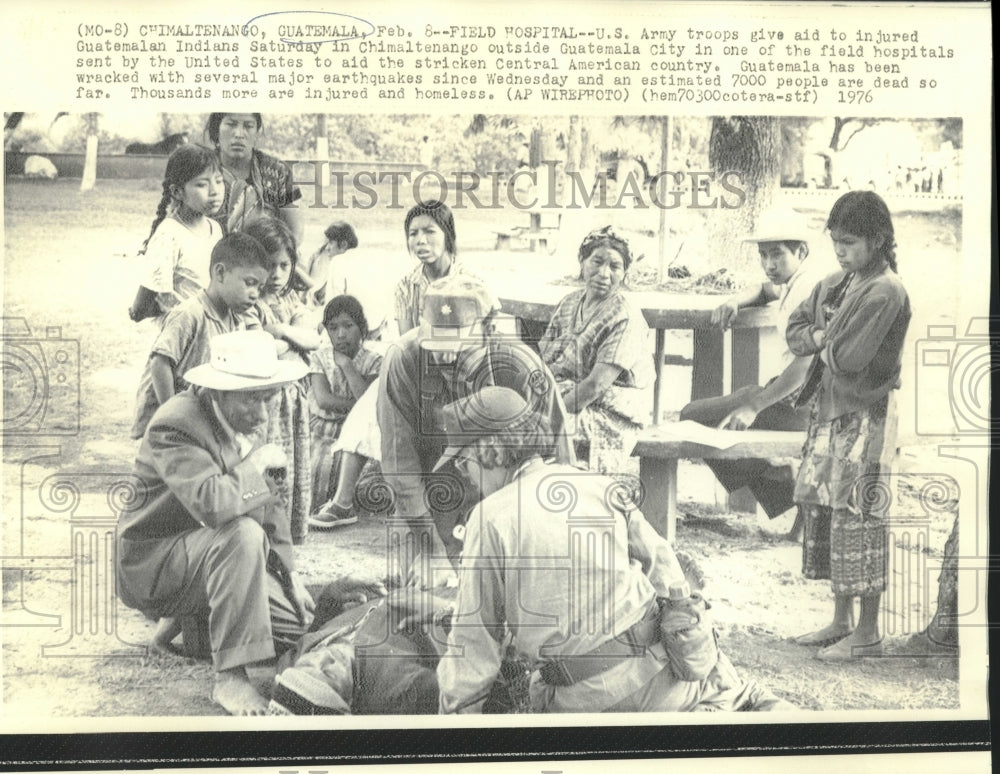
[795,392,897,596]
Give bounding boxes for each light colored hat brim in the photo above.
[742,231,810,245]
[185,359,308,392]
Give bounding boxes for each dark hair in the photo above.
[826,190,898,272]
[578,225,633,271]
[405,199,456,257]
[323,294,369,339]
[242,217,299,293]
[210,232,270,272]
[471,414,556,470]
[206,113,263,145]
[324,220,359,249]
[140,144,220,254]
[761,240,810,259]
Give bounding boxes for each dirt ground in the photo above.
[1,178,964,720]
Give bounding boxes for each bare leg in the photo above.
[150,617,184,657]
[212,666,269,715]
[816,593,883,659]
[331,451,366,510]
[794,594,855,646]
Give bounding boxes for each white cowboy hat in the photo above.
[742,207,812,245]
[184,330,308,392]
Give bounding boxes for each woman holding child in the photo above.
[538,225,654,475]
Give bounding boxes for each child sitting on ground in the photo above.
[308,295,383,528]
[131,232,272,440]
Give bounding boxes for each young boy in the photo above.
[131,232,272,439]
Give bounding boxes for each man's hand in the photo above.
[246,443,286,475]
[406,550,459,591]
[288,570,316,626]
[718,404,759,431]
[710,299,740,330]
[390,586,456,634]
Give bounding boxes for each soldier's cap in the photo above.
[433,386,533,472]
[419,274,501,353]
[742,206,811,245]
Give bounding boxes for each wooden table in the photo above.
[496,282,779,421]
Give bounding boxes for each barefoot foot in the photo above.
[150,617,184,658]
[793,624,854,648]
[815,633,883,661]
[212,669,269,715]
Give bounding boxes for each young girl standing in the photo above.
[308,295,383,528]
[786,191,911,661]
[243,217,321,544]
[129,144,224,323]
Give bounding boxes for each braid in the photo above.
[139,182,174,255]
[885,247,898,273]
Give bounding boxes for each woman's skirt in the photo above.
[795,392,897,596]
[310,413,345,514]
[572,403,642,478]
[262,381,313,545]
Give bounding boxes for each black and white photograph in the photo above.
[0,1,992,771]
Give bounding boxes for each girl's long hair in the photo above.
[140,144,220,255]
[826,190,898,272]
[242,216,299,295]
[323,294,369,339]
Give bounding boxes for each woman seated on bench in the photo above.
[538,226,653,475]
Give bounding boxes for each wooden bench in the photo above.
[494,211,560,253]
[632,428,805,543]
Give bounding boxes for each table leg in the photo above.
[729,328,761,513]
[731,328,761,389]
[691,328,725,400]
[639,456,678,545]
[652,329,665,426]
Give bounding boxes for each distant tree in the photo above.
[80,112,99,192]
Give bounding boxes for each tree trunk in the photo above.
[657,116,672,281]
[707,116,782,273]
[922,514,959,649]
[80,112,99,192]
[316,114,330,186]
[565,115,580,175]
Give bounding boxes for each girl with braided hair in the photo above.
[129,144,224,323]
[787,190,911,661]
